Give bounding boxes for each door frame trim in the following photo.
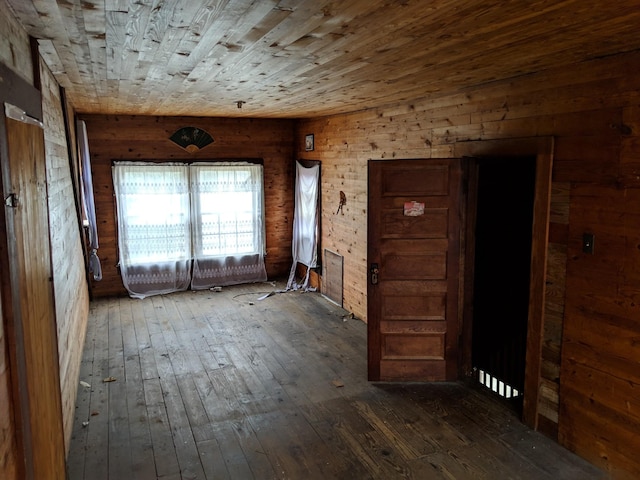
[454,137,554,430]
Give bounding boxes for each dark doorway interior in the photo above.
[471,156,536,414]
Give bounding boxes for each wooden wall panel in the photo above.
[40,59,90,453]
[537,181,570,438]
[0,301,17,480]
[0,0,32,84]
[297,50,640,477]
[560,183,640,478]
[82,115,295,297]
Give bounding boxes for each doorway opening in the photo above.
[470,156,537,414]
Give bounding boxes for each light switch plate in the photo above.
[582,233,595,254]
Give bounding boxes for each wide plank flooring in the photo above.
[67,281,604,479]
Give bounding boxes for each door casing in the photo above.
[467,154,537,410]
[455,137,554,429]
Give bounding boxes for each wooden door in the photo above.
[1,113,66,479]
[368,159,462,381]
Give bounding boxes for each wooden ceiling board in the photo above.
[5,0,640,118]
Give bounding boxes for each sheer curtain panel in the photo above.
[113,162,192,298]
[78,120,102,280]
[113,162,267,298]
[190,163,267,289]
[287,161,320,290]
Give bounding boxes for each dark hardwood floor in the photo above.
[67,281,604,479]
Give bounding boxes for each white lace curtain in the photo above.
[287,161,320,290]
[78,120,102,280]
[112,162,266,299]
[190,163,267,288]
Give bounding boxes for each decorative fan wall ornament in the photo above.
[169,127,214,153]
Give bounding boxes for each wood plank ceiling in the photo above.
[6,0,640,118]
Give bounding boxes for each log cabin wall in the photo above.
[0,0,90,473]
[0,0,637,476]
[296,50,640,478]
[40,60,90,452]
[81,115,295,298]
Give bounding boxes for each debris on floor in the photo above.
[102,376,117,383]
[332,379,345,388]
[210,286,222,292]
[342,312,355,322]
[258,289,287,300]
[257,291,275,300]
[80,380,91,388]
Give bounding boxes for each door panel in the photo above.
[383,334,444,358]
[368,159,462,381]
[380,208,448,238]
[382,293,446,321]
[383,252,447,279]
[2,114,66,479]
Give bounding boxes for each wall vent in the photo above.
[322,249,343,306]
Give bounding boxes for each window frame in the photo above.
[112,158,264,271]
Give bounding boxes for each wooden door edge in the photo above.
[445,158,463,380]
[522,138,554,429]
[458,158,479,378]
[0,60,44,480]
[366,160,381,381]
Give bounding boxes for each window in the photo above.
[191,165,264,257]
[113,161,266,298]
